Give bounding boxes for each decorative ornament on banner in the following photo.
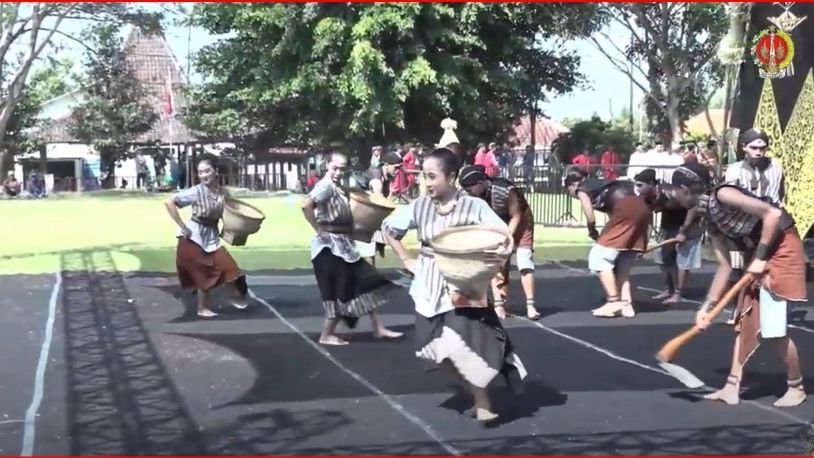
[751,2,808,79]
[750,26,795,79]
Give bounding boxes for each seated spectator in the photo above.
[3,172,21,197]
[27,172,45,198]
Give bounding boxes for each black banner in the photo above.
[732,3,814,131]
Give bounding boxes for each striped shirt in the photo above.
[487,178,530,221]
[723,158,784,205]
[705,184,763,247]
[308,175,359,263]
[173,183,225,253]
[382,192,508,318]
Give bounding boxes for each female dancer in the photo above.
[672,162,807,407]
[563,166,649,318]
[302,152,403,346]
[164,156,249,318]
[382,147,527,424]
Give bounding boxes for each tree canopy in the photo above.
[590,3,727,145]
[187,3,605,153]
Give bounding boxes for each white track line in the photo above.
[21,271,62,456]
[531,264,813,427]
[248,289,460,456]
[551,260,587,275]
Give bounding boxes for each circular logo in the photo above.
[751,27,795,78]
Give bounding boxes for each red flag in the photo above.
[163,68,174,117]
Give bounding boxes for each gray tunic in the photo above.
[382,192,508,318]
[173,183,226,253]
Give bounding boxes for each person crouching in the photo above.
[564,166,651,318]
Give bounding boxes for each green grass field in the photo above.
[0,190,594,274]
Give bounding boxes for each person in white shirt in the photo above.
[626,144,649,180]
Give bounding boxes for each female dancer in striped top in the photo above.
[382,148,527,424]
[165,156,249,318]
[302,152,403,346]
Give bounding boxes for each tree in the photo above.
[69,24,158,187]
[0,3,165,176]
[551,116,636,163]
[589,3,727,145]
[186,3,606,153]
[4,58,78,171]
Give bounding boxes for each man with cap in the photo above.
[670,161,807,408]
[723,128,786,324]
[634,168,703,304]
[355,151,404,265]
[563,166,647,318]
[459,164,541,320]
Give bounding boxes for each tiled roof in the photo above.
[33,27,198,144]
[508,115,570,148]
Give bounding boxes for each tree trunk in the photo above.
[0,148,12,179]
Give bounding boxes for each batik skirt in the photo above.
[312,247,395,324]
[415,307,528,389]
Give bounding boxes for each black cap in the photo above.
[633,168,657,185]
[380,152,403,165]
[459,165,488,187]
[672,162,713,192]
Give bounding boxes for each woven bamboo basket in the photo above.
[430,225,513,303]
[348,189,396,242]
[221,197,266,246]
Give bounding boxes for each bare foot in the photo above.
[374,328,404,339]
[494,305,507,320]
[319,335,349,346]
[475,407,499,423]
[774,380,806,407]
[230,298,248,310]
[592,301,627,318]
[662,294,682,304]
[197,309,218,318]
[652,290,671,300]
[703,383,740,405]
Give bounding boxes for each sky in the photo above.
[48,4,638,124]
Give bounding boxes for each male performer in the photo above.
[634,168,703,304]
[723,128,787,324]
[353,151,404,264]
[459,165,541,320]
[564,166,648,318]
[672,162,806,407]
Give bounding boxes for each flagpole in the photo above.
[166,67,176,186]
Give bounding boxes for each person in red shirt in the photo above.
[571,150,593,174]
[600,146,621,180]
[402,146,418,192]
[475,144,499,177]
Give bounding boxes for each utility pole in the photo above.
[629,31,634,131]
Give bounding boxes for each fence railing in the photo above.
[29,162,714,230]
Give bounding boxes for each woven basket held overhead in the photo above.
[348,189,396,242]
[221,198,266,246]
[430,225,513,303]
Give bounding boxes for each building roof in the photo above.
[508,115,570,148]
[684,109,730,137]
[33,26,198,144]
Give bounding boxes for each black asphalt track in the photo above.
[3,252,814,455]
